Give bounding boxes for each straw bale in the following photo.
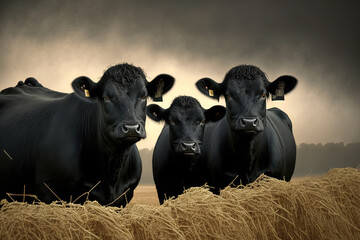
[1,167,359,240]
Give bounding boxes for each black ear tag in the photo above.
[271,82,285,101]
[153,79,164,102]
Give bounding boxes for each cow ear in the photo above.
[196,78,222,101]
[24,77,43,87]
[268,75,297,101]
[72,76,98,101]
[147,74,175,102]
[146,104,167,122]
[205,105,226,122]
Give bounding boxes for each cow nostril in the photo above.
[135,124,141,133]
[241,119,246,126]
[191,143,196,151]
[253,119,258,126]
[122,125,129,133]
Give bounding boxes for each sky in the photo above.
[0,0,359,150]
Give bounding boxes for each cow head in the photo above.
[196,65,297,135]
[72,63,174,144]
[147,96,225,156]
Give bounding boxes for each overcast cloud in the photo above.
[0,0,359,147]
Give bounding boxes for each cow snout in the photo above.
[177,141,200,155]
[236,117,264,133]
[182,142,196,151]
[117,123,146,141]
[241,118,258,127]
[122,124,141,134]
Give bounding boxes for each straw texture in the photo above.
[1,168,359,240]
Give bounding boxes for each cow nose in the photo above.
[175,141,201,155]
[122,124,141,134]
[240,118,258,127]
[181,142,197,151]
[119,123,146,140]
[236,117,263,133]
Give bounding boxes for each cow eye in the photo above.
[196,119,205,125]
[104,95,110,102]
[141,95,147,101]
[261,93,266,99]
[169,120,175,125]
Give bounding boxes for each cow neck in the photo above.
[79,99,133,187]
[100,143,131,186]
[170,151,203,188]
[172,152,200,174]
[225,122,265,177]
[95,128,131,187]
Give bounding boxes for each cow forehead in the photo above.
[170,106,204,121]
[225,77,266,94]
[102,77,147,94]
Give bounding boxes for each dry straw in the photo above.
[1,167,360,239]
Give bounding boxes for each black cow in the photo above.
[0,63,174,207]
[195,65,297,192]
[146,96,225,204]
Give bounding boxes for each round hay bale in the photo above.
[1,168,359,239]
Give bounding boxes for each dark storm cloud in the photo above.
[1,0,359,94]
[0,0,359,144]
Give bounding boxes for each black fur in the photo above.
[98,63,147,89]
[147,96,225,204]
[196,65,298,193]
[170,95,201,109]
[0,64,174,207]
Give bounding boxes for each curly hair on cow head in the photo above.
[170,96,201,110]
[223,65,268,83]
[99,63,147,87]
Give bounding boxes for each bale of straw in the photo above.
[1,167,360,240]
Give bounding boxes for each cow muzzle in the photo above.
[116,123,146,142]
[175,141,201,156]
[234,117,264,134]
[122,124,141,134]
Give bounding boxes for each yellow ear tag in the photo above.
[209,89,214,96]
[84,89,90,98]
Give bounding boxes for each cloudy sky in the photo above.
[0,0,359,149]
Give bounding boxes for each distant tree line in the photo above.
[138,142,360,184]
[293,142,360,177]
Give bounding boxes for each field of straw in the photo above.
[1,167,360,239]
